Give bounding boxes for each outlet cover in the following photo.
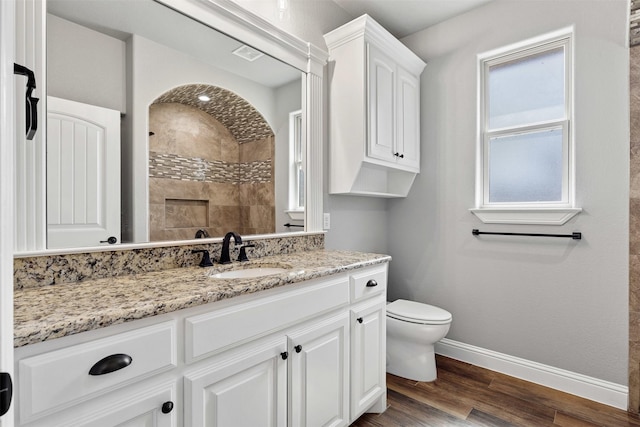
[323,213,330,229]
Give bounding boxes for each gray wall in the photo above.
[392,0,629,385]
[235,0,390,254]
[47,14,126,113]
[228,0,629,386]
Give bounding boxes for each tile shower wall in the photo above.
[148,102,275,240]
[14,233,324,290]
[630,44,640,413]
[239,136,276,235]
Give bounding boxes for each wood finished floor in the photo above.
[352,355,640,427]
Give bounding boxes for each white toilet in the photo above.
[386,299,452,382]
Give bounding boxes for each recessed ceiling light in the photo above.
[232,45,264,62]
[198,95,211,102]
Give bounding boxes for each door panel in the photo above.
[184,338,287,427]
[289,313,349,427]
[367,43,396,163]
[396,66,420,171]
[46,96,120,249]
[351,301,386,420]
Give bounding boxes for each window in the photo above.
[286,110,304,220]
[471,30,581,225]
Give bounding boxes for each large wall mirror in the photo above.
[15,0,323,254]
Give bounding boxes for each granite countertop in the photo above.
[14,250,391,347]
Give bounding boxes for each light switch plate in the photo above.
[323,213,330,229]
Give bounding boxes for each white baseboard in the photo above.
[435,338,628,410]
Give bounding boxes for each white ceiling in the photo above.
[332,0,493,38]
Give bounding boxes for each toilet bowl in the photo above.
[386,299,452,382]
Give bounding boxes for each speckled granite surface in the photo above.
[14,234,324,290]
[14,250,390,348]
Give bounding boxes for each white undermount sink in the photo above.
[209,267,289,279]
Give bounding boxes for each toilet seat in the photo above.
[387,299,452,325]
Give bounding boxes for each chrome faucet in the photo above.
[219,231,242,264]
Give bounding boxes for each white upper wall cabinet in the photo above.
[324,15,426,198]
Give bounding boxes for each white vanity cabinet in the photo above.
[324,15,426,198]
[14,263,388,427]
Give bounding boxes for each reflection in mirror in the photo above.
[148,84,276,241]
[43,0,304,250]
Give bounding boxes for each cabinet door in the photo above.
[184,337,287,427]
[351,299,386,421]
[367,43,396,164]
[23,382,177,427]
[75,383,176,427]
[289,313,349,427]
[396,66,421,171]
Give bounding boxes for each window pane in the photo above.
[489,47,565,129]
[488,128,563,203]
[297,168,305,208]
[295,114,303,162]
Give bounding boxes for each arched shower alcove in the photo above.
[147,84,275,241]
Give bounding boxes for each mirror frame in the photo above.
[15,0,326,256]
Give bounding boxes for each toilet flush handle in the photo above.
[366,280,377,287]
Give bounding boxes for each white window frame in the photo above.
[285,109,304,221]
[470,28,581,225]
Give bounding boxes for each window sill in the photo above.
[285,210,305,221]
[469,207,582,225]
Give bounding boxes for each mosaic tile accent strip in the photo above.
[14,233,324,290]
[239,160,272,183]
[149,152,272,184]
[149,151,239,183]
[152,84,274,143]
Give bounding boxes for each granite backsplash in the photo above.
[14,233,324,290]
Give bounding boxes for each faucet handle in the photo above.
[191,249,214,267]
[237,244,255,262]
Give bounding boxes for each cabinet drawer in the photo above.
[185,275,349,362]
[18,321,177,423]
[350,265,387,302]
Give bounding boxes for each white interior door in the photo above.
[47,96,121,249]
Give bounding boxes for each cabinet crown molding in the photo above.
[324,14,425,75]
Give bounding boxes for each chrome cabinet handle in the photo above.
[366,280,378,287]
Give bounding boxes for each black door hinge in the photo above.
[14,63,39,140]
